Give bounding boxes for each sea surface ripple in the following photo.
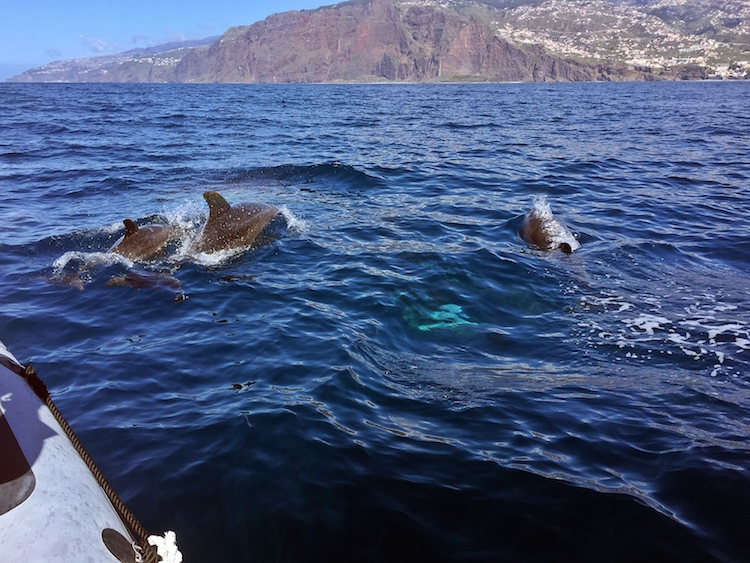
[1,82,749,562]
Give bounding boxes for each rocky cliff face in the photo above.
[175,0,639,82]
[9,0,653,83]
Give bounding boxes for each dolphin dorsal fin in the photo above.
[123,219,139,236]
[204,191,231,220]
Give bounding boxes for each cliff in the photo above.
[10,0,704,84]
[173,0,641,82]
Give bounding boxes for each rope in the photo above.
[18,363,161,563]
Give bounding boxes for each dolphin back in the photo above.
[192,192,279,254]
[110,221,172,261]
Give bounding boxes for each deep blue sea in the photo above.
[1,82,749,562]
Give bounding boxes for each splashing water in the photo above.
[48,198,305,283]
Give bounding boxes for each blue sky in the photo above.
[0,0,326,79]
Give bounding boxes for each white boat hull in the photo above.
[0,342,135,563]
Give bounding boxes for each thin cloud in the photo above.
[131,34,153,46]
[78,34,110,53]
[44,47,62,59]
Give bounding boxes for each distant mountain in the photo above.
[7,37,218,83]
[7,0,749,83]
[121,37,221,58]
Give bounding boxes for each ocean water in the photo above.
[1,81,749,562]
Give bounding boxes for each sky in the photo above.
[0,0,327,79]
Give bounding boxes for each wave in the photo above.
[441,121,502,130]
[225,162,388,191]
[52,250,132,270]
[48,250,134,291]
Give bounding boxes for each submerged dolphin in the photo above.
[190,191,279,254]
[520,199,580,254]
[109,219,172,261]
[106,270,186,302]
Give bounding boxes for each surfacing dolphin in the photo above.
[190,191,279,254]
[520,198,580,254]
[109,219,172,261]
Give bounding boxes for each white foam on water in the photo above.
[574,290,748,377]
[667,332,689,345]
[188,247,248,267]
[531,194,553,217]
[279,205,306,233]
[703,323,744,342]
[623,315,671,335]
[53,250,133,271]
[161,200,206,233]
[50,250,134,289]
[578,295,635,313]
[100,220,126,234]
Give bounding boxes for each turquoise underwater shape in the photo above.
[402,301,478,332]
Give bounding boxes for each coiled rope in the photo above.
[18,362,161,563]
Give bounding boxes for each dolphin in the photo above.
[109,219,172,261]
[520,199,580,254]
[190,191,279,254]
[106,270,186,302]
